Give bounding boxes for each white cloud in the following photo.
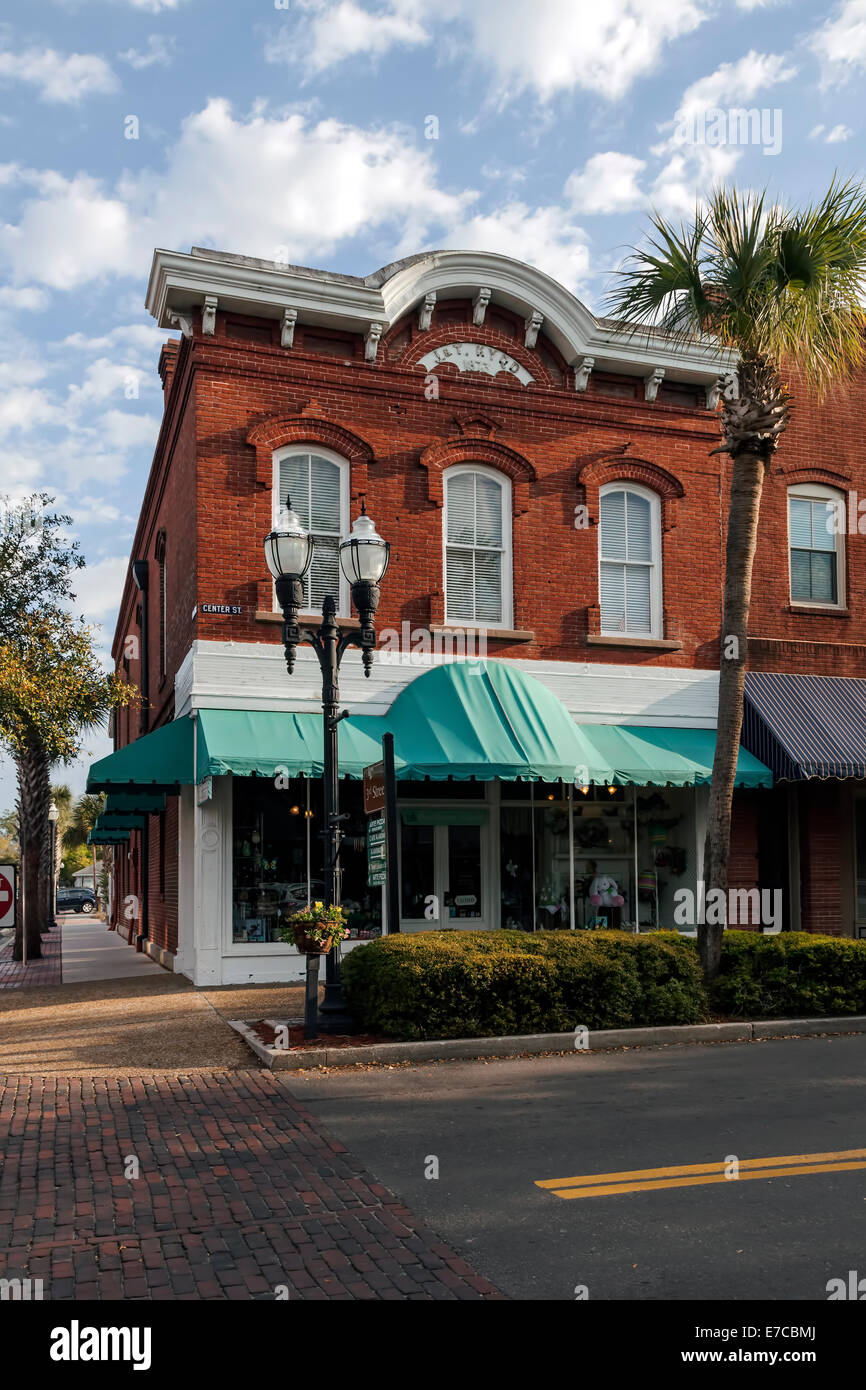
[438,201,591,293]
[118,35,176,70]
[826,122,854,141]
[565,152,646,214]
[66,358,149,409]
[811,1,866,86]
[0,101,475,288]
[60,323,168,362]
[98,409,160,450]
[454,0,707,103]
[0,47,117,103]
[69,557,130,621]
[265,0,707,102]
[673,50,797,122]
[266,0,429,73]
[0,286,49,311]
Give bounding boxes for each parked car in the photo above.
[56,886,97,914]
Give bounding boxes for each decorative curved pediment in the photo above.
[418,436,536,513]
[575,445,685,530]
[246,413,375,500]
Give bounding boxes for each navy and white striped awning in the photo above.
[743,671,866,780]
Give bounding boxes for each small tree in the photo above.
[0,609,136,959]
[607,179,866,978]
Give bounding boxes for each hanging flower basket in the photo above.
[282,901,349,955]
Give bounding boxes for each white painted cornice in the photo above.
[146,246,736,384]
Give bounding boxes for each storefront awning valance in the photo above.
[575,723,772,788]
[104,791,166,817]
[196,708,384,780]
[87,717,194,792]
[743,671,866,780]
[95,813,145,831]
[88,828,130,844]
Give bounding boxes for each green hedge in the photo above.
[712,931,866,1018]
[340,929,708,1040]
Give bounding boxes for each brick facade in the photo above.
[108,249,866,954]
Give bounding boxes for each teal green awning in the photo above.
[385,661,593,782]
[196,708,385,780]
[575,723,772,788]
[95,812,146,831]
[104,792,166,817]
[87,718,193,792]
[88,828,130,844]
[85,662,773,792]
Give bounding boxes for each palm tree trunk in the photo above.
[13,744,49,960]
[700,446,767,979]
[39,759,53,932]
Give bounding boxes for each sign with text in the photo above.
[367,816,387,887]
[363,760,385,816]
[201,604,242,616]
[0,865,15,929]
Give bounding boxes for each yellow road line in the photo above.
[535,1146,866,1191]
[546,1159,866,1200]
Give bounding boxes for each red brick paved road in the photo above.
[0,1072,503,1300]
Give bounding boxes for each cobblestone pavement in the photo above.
[0,1072,503,1301]
[0,924,62,991]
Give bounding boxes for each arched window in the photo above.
[444,466,512,626]
[788,483,845,607]
[273,446,350,613]
[598,483,662,637]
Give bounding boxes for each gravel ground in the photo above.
[0,972,311,1075]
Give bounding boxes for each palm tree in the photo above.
[606,179,866,978]
[0,609,135,959]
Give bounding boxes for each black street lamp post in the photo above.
[264,498,389,1033]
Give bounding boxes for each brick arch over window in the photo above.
[419,438,536,514]
[777,464,852,489]
[576,451,685,532]
[246,415,375,501]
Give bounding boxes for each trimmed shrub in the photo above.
[340,929,708,1040]
[712,931,866,1019]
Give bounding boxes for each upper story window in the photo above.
[788,484,845,607]
[273,447,350,613]
[598,483,662,638]
[444,466,512,627]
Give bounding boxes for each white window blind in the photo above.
[277,452,343,609]
[445,471,506,623]
[789,495,838,604]
[599,488,656,635]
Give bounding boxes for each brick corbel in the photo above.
[246,413,375,502]
[418,437,536,514]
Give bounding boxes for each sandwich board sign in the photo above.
[0,865,15,929]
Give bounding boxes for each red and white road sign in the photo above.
[0,865,15,928]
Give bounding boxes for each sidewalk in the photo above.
[0,914,165,990]
[0,1071,503,1300]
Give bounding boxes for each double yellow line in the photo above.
[536,1147,866,1200]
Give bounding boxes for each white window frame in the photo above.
[598,481,663,639]
[442,464,513,629]
[787,482,845,610]
[272,445,351,616]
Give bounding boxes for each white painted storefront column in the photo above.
[192,776,231,986]
[175,785,196,980]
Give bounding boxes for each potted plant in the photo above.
[281,900,349,954]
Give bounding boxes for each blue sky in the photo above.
[0,0,863,806]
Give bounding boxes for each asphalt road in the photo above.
[288,1034,866,1300]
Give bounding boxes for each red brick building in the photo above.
[86,246,866,984]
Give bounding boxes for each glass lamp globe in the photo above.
[263,498,314,581]
[339,506,390,585]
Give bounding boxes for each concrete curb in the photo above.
[228,1014,866,1071]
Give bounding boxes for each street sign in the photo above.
[0,865,15,929]
[363,761,385,816]
[367,816,387,887]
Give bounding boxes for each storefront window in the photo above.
[400,823,435,920]
[231,777,381,944]
[445,824,482,920]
